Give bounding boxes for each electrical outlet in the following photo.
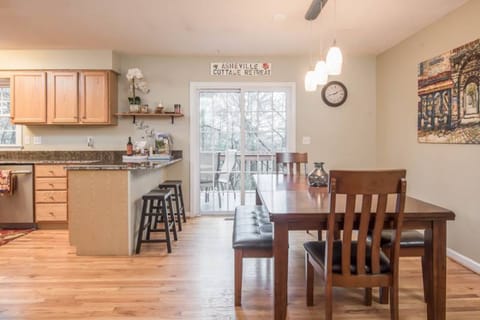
[87,136,94,148]
[33,136,42,145]
[23,135,30,145]
[302,136,311,145]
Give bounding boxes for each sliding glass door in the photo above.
[191,83,295,215]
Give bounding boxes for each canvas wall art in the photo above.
[418,38,480,143]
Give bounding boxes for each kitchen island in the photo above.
[67,158,182,256]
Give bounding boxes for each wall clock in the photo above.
[321,81,348,107]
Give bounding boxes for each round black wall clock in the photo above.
[321,81,348,107]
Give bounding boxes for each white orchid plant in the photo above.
[126,68,150,105]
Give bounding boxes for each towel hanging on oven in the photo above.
[0,170,16,196]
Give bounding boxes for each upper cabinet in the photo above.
[79,71,117,125]
[11,70,117,126]
[47,71,79,124]
[11,71,47,123]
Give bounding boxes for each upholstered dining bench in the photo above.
[232,205,273,306]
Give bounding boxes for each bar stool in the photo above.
[136,188,178,254]
[158,180,186,231]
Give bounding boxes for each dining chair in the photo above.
[275,152,308,176]
[304,170,407,320]
[199,152,220,203]
[376,230,426,304]
[216,149,237,208]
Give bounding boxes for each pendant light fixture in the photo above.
[314,60,328,85]
[305,70,317,91]
[305,21,318,91]
[314,20,328,86]
[326,0,343,75]
[326,43,342,75]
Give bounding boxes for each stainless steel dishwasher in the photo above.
[0,164,35,228]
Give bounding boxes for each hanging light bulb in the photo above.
[326,0,343,75]
[314,60,328,85]
[305,70,317,91]
[326,41,343,75]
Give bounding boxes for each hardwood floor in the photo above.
[0,216,479,319]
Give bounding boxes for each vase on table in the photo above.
[307,162,329,187]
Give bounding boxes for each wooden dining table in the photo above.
[254,174,455,320]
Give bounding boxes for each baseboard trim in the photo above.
[447,248,480,274]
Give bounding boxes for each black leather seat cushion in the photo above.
[380,230,424,248]
[304,240,391,274]
[232,205,273,249]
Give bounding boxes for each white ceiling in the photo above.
[0,0,469,56]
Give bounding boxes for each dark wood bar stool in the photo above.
[158,180,187,230]
[135,189,178,254]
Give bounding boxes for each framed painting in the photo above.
[418,38,480,143]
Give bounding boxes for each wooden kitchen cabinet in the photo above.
[11,70,117,125]
[35,164,68,223]
[11,71,47,124]
[79,71,117,125]
[47,71,79,124]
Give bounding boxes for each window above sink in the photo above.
[0,76,22,150]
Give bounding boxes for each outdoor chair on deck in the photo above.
[199,150,237,209]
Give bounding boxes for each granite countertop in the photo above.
[0,150,183,170]
[65,158,182,171]
[0,160,102,164]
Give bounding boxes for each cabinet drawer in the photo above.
[36,203,67,221]
[35,190,67,203]
[35,177,67,190]
[35,165,66,178]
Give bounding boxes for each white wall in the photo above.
[1,51,377,212]
[376,0,480,262]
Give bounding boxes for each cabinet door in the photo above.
[35,190,67,203]
[79,71,110,124]
[47,71,79,124]
[35,203,67,222]
[11,71,47,123]
[35,177,67,190]
[35,165,67,178]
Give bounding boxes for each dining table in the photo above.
[254,174,455,320]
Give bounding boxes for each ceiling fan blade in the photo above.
[305,0,328,21]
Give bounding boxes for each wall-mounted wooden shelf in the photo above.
[115,112,184,124]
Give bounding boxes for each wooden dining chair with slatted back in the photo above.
[275,152,308,176]
[376,230,427,304]
[304,170,407,320]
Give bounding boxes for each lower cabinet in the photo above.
[35,164,68,223]
[36,203,68,221]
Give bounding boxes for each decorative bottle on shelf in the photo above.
[307,162,329,187]
[126,136,133,156]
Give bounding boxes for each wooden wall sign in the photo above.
[210,62,272,76]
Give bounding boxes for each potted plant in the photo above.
[126,68,149,112]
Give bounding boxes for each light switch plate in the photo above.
[33,136,42,145]
[302,136,311,145]
[23,135,30,145]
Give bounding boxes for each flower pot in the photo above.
[129,104,140,113]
